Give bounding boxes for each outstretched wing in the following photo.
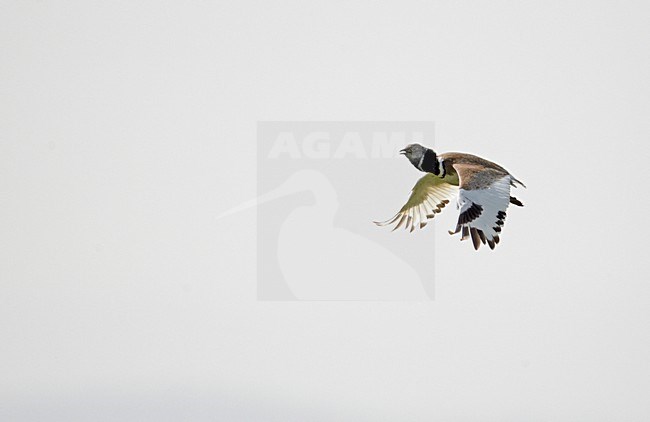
[449,164,519,250]
[374,173,458,232]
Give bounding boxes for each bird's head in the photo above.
[400,143,430,167]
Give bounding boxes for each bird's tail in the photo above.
[510,176,526,188]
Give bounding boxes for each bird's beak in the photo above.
[399,149,407,155]
[217,181,293,220]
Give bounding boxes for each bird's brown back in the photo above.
[440,152,510,176]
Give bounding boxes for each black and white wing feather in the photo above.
[449,164,522,250]
[374,173,457,232]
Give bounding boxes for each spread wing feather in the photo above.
[449,164,518,250]
[374,173,458,232]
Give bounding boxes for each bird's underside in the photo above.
[375,150,525,250]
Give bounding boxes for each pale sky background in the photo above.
[2,1,650,421]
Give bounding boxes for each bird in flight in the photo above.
[375,144,525,250]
